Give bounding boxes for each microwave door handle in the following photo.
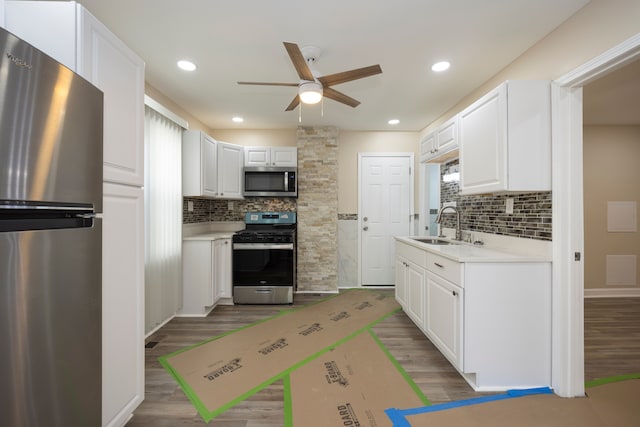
[284,172,289,192]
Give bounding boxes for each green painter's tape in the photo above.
[585,372,640,388]
[283,374,293,427]
[367,328,432,406]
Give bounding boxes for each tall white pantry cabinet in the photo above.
[4,2,145,426]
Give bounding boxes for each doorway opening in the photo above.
[552,33,640,397]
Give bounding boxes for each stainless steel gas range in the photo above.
[232,212,296,304]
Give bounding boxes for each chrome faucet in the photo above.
[435,205,462,241]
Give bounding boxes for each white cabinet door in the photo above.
[244,146,270,166]
[214,238,232,299]
[271,147,297,166]
[395,258,408,309]
[419,132,436,162]
[425,271,463,369]
[202,135,218,197]
[183,131,218,198]
[435,117,457,155]
[217,142,244,199]
[78,9,145,187]
[459,84,506,194]
[406,261,426,330]
[102,183,144,427]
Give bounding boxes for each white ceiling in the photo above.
[71,0,592,131]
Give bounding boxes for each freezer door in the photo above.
[0,222,102,427]
[0,27,103,210]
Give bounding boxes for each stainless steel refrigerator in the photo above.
[0,27,103,426]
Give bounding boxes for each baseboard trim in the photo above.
[584,288,640,298]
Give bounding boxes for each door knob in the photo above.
[363,217,368,222]
[363,226,369,231]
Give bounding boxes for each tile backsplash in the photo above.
[183,197,296,223]
[439,160,552,241]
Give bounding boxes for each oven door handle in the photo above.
[233,243,294,250]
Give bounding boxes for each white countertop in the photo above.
[183,231,237,241]
[395,236,552,263]
[183,221,244,241]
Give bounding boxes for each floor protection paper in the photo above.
[159,290,400,422]
[287,329,429,427]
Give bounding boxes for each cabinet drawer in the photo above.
[397,241,427,266]
[426,253,462,285]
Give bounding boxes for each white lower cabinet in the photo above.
[425,271,463,369]
[397,258,426,329]
[395,239,551,391]
[394,258,408,309]
[181,237,233,316]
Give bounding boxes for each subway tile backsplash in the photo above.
[439,160,552,241]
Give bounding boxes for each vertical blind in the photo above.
[144,104,183,334]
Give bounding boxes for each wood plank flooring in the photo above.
[127,294,640,426]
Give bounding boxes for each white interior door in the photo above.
[359,154,413,286]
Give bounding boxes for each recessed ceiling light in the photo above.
[431,61,450,72]
[388,119,400,125]
[232,116,244,123]
[177,60,197,71]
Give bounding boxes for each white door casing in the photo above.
[551,33,640,398]
[358,153,414,286]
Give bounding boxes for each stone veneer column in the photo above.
[296,126,339,292]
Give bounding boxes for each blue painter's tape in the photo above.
[385,387,553,426]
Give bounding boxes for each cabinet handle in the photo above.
[452,290,457,296]
[434,262,444,268]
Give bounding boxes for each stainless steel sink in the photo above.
[411,237,457,245]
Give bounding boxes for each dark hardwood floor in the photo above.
[127,293,640,426]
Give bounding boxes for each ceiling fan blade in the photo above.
[285,95,300,111]
[322,87,360,108]
[283,42,315,82]
[237,81,298,87]
[317,64,382,87]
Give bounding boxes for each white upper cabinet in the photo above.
[183,131,218,198]
[183,131,244,199]
[244,146,297,167]
[420,116,459,164]
[4,1,145,187]
[419,132,436,163]
[217,141,244,199]
[458,80,551,195]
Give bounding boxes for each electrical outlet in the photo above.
[228,201,234,210]
[505,198,514,214]
[187,201,194,212]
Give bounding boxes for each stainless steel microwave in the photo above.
[243,166,297,197]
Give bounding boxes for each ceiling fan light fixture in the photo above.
[299,81,323,104]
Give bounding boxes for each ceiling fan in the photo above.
[238,42,382,111]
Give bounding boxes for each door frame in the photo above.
[357,152,415,287]
[551,33,640,397]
